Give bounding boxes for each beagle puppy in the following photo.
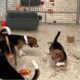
[49,30,67,67]
[2,34,39,57]
[0,26,39,65]
[1,26,39,48]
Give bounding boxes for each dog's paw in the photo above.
[56,62,66,67]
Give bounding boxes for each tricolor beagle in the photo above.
[0,26,39,61]
[49,30,67,67]
[0,27,40,80]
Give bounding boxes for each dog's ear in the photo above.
[28,38,34,47]
[28,37,39,47]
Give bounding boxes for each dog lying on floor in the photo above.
[49,30,67,67]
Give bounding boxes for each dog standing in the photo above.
[0,27,39,65]
[0,27,40,80]
[49,30,67,67]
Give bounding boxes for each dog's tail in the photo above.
[0,26,11,35]
[32,60,40,80]
[54,29,61,42]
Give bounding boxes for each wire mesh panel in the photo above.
[0,0,18,21]
[46,13,76,24]
[19,0,78,24]
[0,0,79,25]
[0,0,6,21]
[29,0,77,12]
[7,0,18,10]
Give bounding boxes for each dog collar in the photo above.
[24,35,28,44]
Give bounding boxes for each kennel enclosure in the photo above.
[0,0,80,26]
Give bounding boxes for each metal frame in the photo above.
[26,0,80,25]
[5,0,80,25]
[76,0,80,26]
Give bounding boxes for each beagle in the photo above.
[2,34,39,57]
[0,27,40,80]
[0,26,39,64]
[49,30,67,67]
[1,26,39,49]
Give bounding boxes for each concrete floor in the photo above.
[13,24,80,80]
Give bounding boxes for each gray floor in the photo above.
[13,24,80,80]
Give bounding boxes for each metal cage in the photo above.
[0,0,80,26]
